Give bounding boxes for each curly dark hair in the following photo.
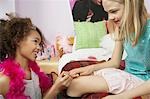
[0,17,45,61]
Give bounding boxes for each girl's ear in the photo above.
[15,35,26,45]
[15,38,22,47]
[16,42,20,47]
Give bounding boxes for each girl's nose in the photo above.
[37,44,42,51]
[109,15,118,23]
[108,15,114,20]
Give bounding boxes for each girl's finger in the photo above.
[63,77,72,87]
[60,71,69,77]
[60,74,70,81]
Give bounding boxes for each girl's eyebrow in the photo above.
[35,37,40,40]
[108,8,117,12]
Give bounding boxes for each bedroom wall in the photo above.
[145,0,150,14]
[15,0,74,44]
[1,0,150,44]
[0,0,15,19]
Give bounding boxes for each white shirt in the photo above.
[24,71,42,99]
[0,71,42,99]
[0,95,4,99]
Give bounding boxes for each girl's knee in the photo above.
[67,77,85,97]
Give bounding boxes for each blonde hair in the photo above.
[108,0,148,45]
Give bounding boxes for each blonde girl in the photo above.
[67,0,150,99]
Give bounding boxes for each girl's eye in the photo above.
[110,10,117,14]
[34,40,38,43]
[32,39,38,44]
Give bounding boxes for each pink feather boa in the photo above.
[0,59,53,99]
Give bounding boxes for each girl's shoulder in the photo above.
[147,14,150,21]
[145,18,150,28]
[148,13,150,18]
[0,72,10,96]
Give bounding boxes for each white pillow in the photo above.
[100,34,127,60]
[100,34,115,52]
[0,95,4,99]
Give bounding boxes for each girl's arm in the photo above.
[69,39,124,77]
[43,83,60,99]
[0,73,10,96]
[43,71,72,99]
[93,40,124,70]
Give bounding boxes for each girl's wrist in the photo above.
[43,85,59,99]
[50,83,60,94]
[92,64,99,71]
[119,93,132,99]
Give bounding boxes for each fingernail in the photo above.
[63,74,67,77]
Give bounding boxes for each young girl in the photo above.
[0,18,72,99]
[67,0,150,98]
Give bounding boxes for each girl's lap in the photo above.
[94,68,144,94]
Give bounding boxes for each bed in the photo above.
[56,21,142,99]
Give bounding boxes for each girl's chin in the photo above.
[29,57,36,61]
[114,22,120,27]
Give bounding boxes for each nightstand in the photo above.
[36,57,59,74]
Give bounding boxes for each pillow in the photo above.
[74,21,106,50]
[100,34,127,60]
[100,34,115,52]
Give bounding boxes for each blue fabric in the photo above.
[124,19,150,81]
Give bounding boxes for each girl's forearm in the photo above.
[93,59,120,71]
[43,84,60,99]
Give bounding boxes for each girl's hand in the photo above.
[43,71,72,99]
[69,66,94,78]
[54,71,73,91]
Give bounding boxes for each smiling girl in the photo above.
[0,18,72,99]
